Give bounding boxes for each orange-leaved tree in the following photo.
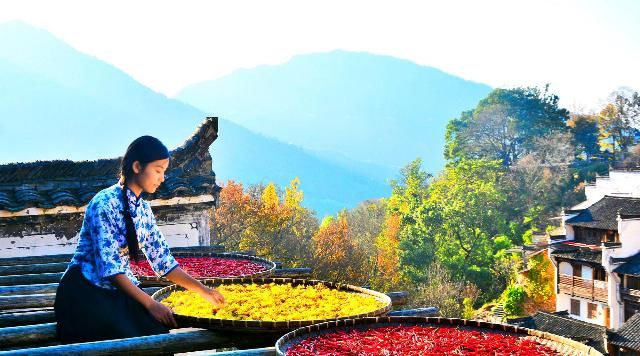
[312,212,368,285]
[212,180,258,249]
[373,213,401,290]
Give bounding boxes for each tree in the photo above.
[596,90,640,160]
[312,212,368,284]
[620,144,640,168]
[407,262,480,318]
[214,179,317,268]
[568,114,600,160]
[445,86,570,167]
[212,180,258,249]
[374,213,401,290]
[386,159,433,284]
[523,253,556,310]
[425,159,508,294]
[347,200,387,286]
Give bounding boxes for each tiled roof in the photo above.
[609,312,640,351]
[508,311,607,354]
[0,117,220,212]
[565,196,640,230]
[613,252,640,277]
[550,243,602,264]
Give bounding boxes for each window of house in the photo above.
[571,299,581,316]
[603,230,618,243]
[625,302,640,321]
[627,276,640,290]
[587,303,598,319]
[574,227,601,245]
[593,267,607,281]
[573,264,582,278]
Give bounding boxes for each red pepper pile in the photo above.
[131,257,267,278]
[286,325,560,355]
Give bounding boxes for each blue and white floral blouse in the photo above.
[67,182,179,289]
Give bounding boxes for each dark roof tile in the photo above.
[0,117,219,212]
[610,313,640,351]
[508,311,607,354]
[551,244,602,264]
[566,196,640,230]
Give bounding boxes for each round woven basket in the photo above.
[151,278,392,332]
[135,252,276,285]
[275,316,604,355]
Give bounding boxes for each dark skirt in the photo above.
[54,266,169,344]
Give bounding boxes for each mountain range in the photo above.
[0,21,491,216]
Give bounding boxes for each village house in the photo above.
[552,170,640,329]
[506,170,640,354]
[0,117,221,258]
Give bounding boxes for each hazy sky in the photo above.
[1,0,638,110]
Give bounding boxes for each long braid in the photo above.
[119,135,169,262]
[121,184,142,261]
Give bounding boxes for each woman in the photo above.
[54,135,225,343]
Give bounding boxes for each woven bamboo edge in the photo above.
[135,252,276,282]
[151,278,392,331]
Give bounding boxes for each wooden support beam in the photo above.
[0,294,55,311]
[0,310,55,328]
[0,255,72,267]
[0,263,68,277]
[386,291,408,306]
[0,284,58,297]
[0,328,278,355]
[0,322,57,349]
[0,287,161,311]
[0,273,63,286]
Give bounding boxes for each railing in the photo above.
[622,287,640,302]
[558,274,608,302]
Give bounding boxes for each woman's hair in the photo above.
[120,136,169,261]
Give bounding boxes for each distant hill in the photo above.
[176,50,492,178]
[0,21,388,216]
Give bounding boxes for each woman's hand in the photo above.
[165,267,226,308]
[110,274,177,328]
[199,287,226,309]
[146,300,178,328]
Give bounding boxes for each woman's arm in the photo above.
[110,274,177,328]
[165,267,226,306]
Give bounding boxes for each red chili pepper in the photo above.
[286,325,560,355]
[131,257,267,278]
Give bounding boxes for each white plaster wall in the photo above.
[557,293,572,314]
[0,233,79,258]
[559,295,606,326]
[578,171,640,209]
[582,265,593,280]
[564,224,575,240]
[610,273,624,329]
[584,184,598,203]
[609,171,640,195]
[159,222,199,247]
[559,261,573,275]
[615,218,640,259]
[0,209,211,258]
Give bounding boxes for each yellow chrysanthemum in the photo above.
[161,283,384,321]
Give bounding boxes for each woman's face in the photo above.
[133,158,169,194]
